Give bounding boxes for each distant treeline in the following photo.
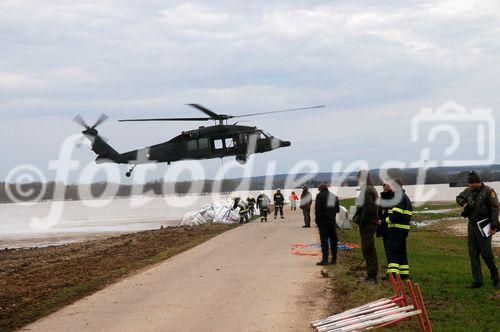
[0,177,326,204]
[2,167,500,203]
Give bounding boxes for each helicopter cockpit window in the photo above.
[198,138,209,150]
[187,139,197,151]
[248,133,259,142]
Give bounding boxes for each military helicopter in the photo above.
[74,104,325,177]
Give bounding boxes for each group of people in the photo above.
[231,189,291,223]
[254,188,291,222]
[351,171,413,283]
[311,170,500,289]
[235,170,500,289]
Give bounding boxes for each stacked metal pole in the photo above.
[311,274,432,331]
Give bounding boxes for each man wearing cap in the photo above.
[456,171,500,289]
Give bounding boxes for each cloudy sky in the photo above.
[2,0,500,183]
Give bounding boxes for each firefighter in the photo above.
[273,188,285,219]
[456,171,500,289]
[247,195,256,218]
[385,179,412,279]
[353,171,379,283]
[232,196,249,223]
[315,183,340,265]
[377,182,396,264]
[256,191,271,222]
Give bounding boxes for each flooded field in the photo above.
[2,182,500,248]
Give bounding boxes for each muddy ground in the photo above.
[0,224,233,331]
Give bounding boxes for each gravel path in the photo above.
[25,210,329,332]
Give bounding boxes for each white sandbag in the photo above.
[336,206,352,229]
[180,211,197,226]
[181,198,240,226]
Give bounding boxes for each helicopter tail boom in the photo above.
[82,128,121,163]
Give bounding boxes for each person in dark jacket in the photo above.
[300,185,313,228]
[456,171,500,289]
[315,183,340,266]
[385,179,412,279]
[273,189,285,219]
[353,171,379,282]
[377,182,396,264]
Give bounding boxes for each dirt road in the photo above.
[25,210,329,331]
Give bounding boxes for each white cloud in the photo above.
[1,0,500,179]
[0,72,46,90]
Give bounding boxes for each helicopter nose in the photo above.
[280,140,291,147]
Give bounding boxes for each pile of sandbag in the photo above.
[180,198,241,226]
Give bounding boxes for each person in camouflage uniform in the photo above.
[456,171,500,289]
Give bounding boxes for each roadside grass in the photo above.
[339,197,462,222]
[327,215,499,331]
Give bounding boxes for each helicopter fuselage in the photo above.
[93,124,290,166]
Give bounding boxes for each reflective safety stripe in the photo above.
[399,265,409,270]
[388,263,400,268]
[399,270,410,275]
[389,207,413,216]
[388,223,411,230]
[387,269,400,274]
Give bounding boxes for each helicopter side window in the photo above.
[198,138,209,150]
[225,138,234,148]
[238,134,248,144]
[187,139,198,151]
[214,139,224,150]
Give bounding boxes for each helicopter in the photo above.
[74,104,325,177]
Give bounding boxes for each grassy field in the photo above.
[326,199,500,331]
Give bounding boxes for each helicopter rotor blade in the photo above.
[118,117,211,122]
[92,113,108,128]
[73,114,89,129]
[230,105,326,119]
[186,104,221,119]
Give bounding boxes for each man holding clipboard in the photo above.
[456,172,500,289]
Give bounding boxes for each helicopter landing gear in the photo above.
[236,155,248,165]
[126,165,137,177]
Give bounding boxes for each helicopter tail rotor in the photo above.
[73,113,108,131]
[73,113,119,160]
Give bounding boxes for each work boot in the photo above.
[466,281,483,289]
[302,225,310,228]
[330,260,336,265]
[316,260,328,266]
[493,279,499,289]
